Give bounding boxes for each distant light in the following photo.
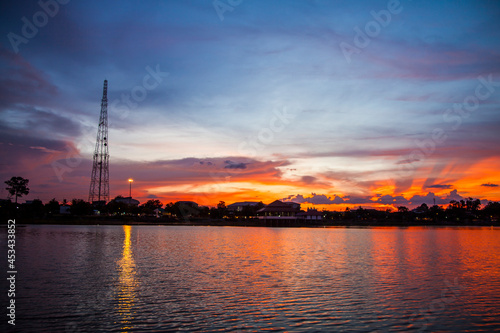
[128,179,133,183]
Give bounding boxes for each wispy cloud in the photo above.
[425,184,454,189]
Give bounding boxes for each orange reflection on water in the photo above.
[116,225,138,332]
[368,227,500,319]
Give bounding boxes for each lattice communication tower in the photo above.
[88,80,110,204]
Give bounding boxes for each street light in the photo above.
[128,179,133,203]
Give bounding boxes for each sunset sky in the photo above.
[1,0,499,210]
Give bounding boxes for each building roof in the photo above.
[175,201,199,207]
[257,200,300,213]
[296,209,323,217]
[115,197,140,206]
[227,201,261,208]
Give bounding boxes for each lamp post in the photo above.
[128,179,133,204]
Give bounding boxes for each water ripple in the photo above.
[1,225,499,332]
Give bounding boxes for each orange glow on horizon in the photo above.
[453,157,500,201]
[109,156,500,210]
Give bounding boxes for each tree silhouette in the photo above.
[5,176,29,204]
[465,197,481,211]
[216,201,227,218]
[45,198,60,215]
[70,199,93,215]
[397,206,409,213]
[28,199,45,219]
[104,197,131,215]
[418,203,429,212]
[429,205,445,222]
[217,201,226,210]
[143,199,163,210]
[482,202,500,221]
[140,199,163,214]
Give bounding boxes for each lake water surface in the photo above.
[1,225,499,332]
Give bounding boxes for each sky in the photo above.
[1,0,499,210]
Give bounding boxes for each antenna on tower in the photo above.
[89,80,110,204]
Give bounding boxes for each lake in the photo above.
[1,225,499,332]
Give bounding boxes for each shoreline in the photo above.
[2,216,499,228]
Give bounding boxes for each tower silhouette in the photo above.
[89,80,110,204]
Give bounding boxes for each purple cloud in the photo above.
[425,184,454,189]
[481,183,498,187]
[224,160,249,170]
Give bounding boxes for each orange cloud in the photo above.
[453,156,500,201]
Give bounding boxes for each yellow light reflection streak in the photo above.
[116,225,137,332]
